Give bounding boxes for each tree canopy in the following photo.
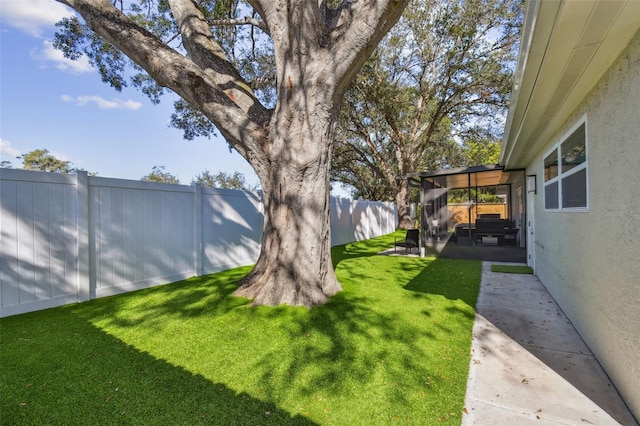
[332,0,522,227]
[18,149,73,173]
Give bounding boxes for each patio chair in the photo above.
[394,229,420,254]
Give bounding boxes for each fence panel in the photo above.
[89,178,196,298]
[330,198,354,246]
[0,170,79,316]
[352,202,372,241]
[378,202,397,235]
[201,188,263,274]
[1,169,397,317]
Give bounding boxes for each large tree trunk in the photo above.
[234,163,341,307]
[234,63,342,307]
[396,177,414,229]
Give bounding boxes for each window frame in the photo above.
[543,117,589,212]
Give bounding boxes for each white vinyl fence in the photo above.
[0,169,397,317]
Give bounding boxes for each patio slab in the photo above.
[424,234,527,263]
[462,262,638,426]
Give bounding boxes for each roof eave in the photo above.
[501,0,640,169]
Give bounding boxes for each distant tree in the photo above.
[193,170,255,191]
[448,187,502,203]
[447,140,503,203]
[76,168,100,177]
[1,160,13,168]
[460,140,501,166]
[18,149,73,173]
[141,166,180,184]
[333,0,522,228]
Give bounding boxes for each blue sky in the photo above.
[0,0,262,187]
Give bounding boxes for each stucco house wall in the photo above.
[526,29,640,416]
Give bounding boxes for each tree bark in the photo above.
[234,39,343,306]
[234,157,341,307]
[395,177,414,229]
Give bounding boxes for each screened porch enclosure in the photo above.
[407,165,526,248]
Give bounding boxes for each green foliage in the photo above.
[435,138,503,204]
[193,170,255,190]
[55,17,130,92]
[53,1,276,137]
[0,233,481,425]
[141,165,180,184]
[18,149,73,173]
[448,187,502,204]
[170,99,219,140]
[333,0,522,203]
[15,149,98,175]
[460,140,501,167]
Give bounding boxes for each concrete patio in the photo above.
[423,232,527,263]
[462,262,637,425]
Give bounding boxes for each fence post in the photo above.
[193,183,203,276]
[76,171,91,302]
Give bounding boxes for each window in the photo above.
[543,121,588,210]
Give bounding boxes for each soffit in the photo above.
[501,0,640,169]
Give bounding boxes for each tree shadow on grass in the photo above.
[246,251,483,423]
[81,267,255,330]
[0,306,317,426]
[1,266,317,425]
[331,232,403,268]
[244,297,444,423]
[1,235,482,425]
[403,257,482,311]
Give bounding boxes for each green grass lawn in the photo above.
[490,264,534,274]
[0,232,481,425]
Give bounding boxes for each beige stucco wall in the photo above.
[526,29,640,417]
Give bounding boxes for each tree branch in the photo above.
[208,16,269,35]
[329,0,409,96]
[167,0,263,115]
[55,0,270,168]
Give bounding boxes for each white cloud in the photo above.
[49,150,72,163]
[61,95,143,111]
[0,0,74,37]
[1,138,21,156]
[1,139,21,165]
[32,40,93,74]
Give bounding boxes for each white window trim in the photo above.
[543,116,589,212]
